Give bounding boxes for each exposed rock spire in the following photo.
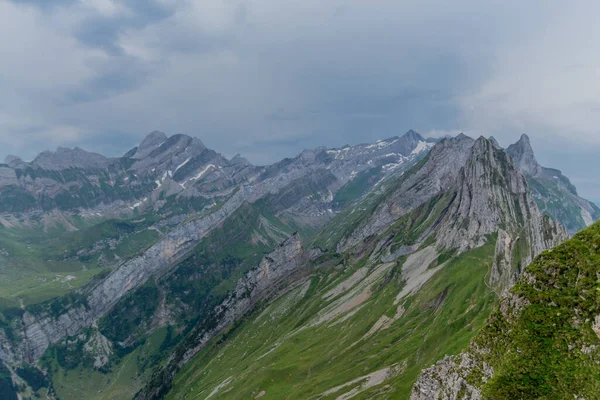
[506,133,542,176]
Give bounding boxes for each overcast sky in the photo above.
[1,1,600,201]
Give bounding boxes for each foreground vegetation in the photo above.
[451,221,600,398]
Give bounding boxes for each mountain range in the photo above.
[0,130,597,399]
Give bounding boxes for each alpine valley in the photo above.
[0,130,597,400]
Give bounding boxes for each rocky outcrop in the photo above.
[83,328,113,369]
[411,353,489,400]
[179,233,311,364]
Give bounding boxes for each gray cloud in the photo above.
[9,0,75,10]
[74,0,175,53]
[1,0,599,200]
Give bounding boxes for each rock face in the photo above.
[339,133,474,252]
[410,221,600,399]
[411,353,488,400]
[433,137,567,287]
[14,192,244,361]
[136,232,318,400]
[340,136,567,290]
[506,133,600,234]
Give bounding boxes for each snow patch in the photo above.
[174,157,191,172]
[129,197,147,209]
[365,138,398,149]
[182,164,216,188]
[411,140,434,155]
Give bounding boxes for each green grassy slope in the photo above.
[36,201,300,400]
[46,327,169,400]
[0,216,160,308]
[166,241,497,399]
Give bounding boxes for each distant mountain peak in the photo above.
[519,132,531,142]
[32,146,109,170]
[489,136,500,148]
[3,155,22,165]
[230,153,251,166]
[472,135,491,150]
[506,133,541,176]
[141,131,167,147]
[134,131,168,159]
[403,129,424,141]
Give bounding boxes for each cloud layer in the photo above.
[2,0,599,200]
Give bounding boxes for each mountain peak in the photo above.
[133,131,169,159]
[3,155,22,165]
[454,133,472,142]
[32,146,109,170]
[140,131,167,149]
[403,129,425,141]
[489,136,500,148]
[230,153,251,166]
[519,132,531,143]
[506,133,541,176]
[472,135,492,150]
[382,129,428,156]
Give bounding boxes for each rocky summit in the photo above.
[0,131,596,400]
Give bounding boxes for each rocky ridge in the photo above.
[338,135,567,290]
[337,133,475,252]
[0,130,432,223]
